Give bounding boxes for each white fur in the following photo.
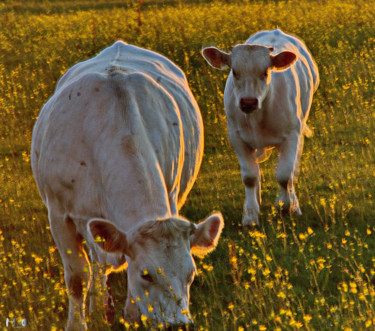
[31,41,223,329]
[203,29,319,226]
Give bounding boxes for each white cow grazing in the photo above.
[202,29,319,227]
[31,41,224,330]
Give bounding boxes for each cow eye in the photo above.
[232,69,238,79]
[261,71,268,79]
[140,270,153,283]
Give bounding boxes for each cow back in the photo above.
[31,41,203,231]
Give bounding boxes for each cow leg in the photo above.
[49,212,92,331]
[241,157,261,228]
[276,133,302,215]
[88,260,115,325]
[230,133,261,227]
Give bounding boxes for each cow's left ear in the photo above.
[270,51,297,71]
[88,218,133,258]
[190,212,224,258]
[202,47,231,70]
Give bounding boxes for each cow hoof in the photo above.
[244,223,260,232]
[293,206,302,216]
[242,216,259,229]
[66,321,88,331]
[276,200,302,216]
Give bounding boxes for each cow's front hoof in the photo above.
[276,198,302,216]
[167,324,195,331]
[293,205,302,216]
[66,321,87,331]
[242,215,259,229]
[244,223,260,232]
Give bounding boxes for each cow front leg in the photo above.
[237,147,261,227]
[229,131,261,227]
[49,213,92,331]
[276,134,302,215]
[242,163,261,228]
[88,261,115,325]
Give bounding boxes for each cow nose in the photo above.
[167,324,194,331]
[240,97,258,113]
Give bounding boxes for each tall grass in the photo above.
[1,0,375,329]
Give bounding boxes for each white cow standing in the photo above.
[202,29,319,227]
[31,41,224,330]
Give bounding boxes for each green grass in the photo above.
[1,0,375,330]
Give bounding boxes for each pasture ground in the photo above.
[1,0,375,330]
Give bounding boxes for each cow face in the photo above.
[88,213,223,327]
[202,45,296,114]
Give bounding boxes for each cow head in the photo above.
[202,44,296,114]
[88,213,224,327]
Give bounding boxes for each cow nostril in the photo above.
[239,97,258,113]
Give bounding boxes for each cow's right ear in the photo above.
[190,212,224,257]
[202,47,231,70]
[270,51,296,71]
[88,219,133,258]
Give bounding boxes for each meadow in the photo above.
[1,0,375,329]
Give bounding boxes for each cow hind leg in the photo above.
[49,212,92,330]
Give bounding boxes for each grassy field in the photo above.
[1,0,375,329]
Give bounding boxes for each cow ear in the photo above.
[271,51,296,71]
[202,47,231,70]
[88,219,133,258]
[190,213,224,258]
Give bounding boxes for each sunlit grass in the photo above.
[1,0,375,329]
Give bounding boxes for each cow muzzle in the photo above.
[239,97,258,114]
